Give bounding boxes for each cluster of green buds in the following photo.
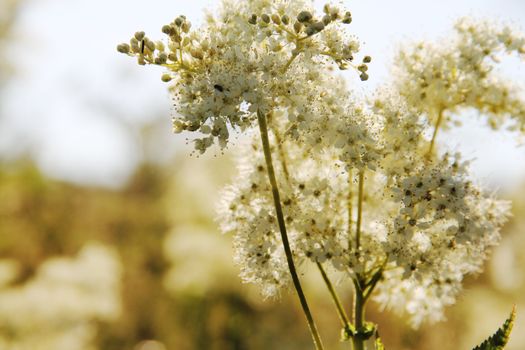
[117,15,200,83]
[358,55,371,81]
[247,4,353,39]
[117,30,168,67]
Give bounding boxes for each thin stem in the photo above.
[363,269,383,303]
[352,278,366,350]
[257,109,324,350]
[282,52,299,73]
[269,120,291,182]
[428,109,444,157]
[347,170,353,251]
[316,262,351,327]
[355,170,365,255]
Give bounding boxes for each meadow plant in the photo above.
[118,0,524,348]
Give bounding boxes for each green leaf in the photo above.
[374,330,385,350]
[471,306,516,350]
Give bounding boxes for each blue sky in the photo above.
[1,0,524,189]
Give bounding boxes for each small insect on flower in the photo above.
[140,40,145,54]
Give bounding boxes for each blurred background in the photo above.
[0,0,524,349]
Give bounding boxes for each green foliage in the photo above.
[472,307,516,350]
[374,331,385,350]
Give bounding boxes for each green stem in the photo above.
[257,110,324,350]
[348,170,353,251]
[355,170,365,255]
[353,278,366,350]
[316,262,351,327]
[428,109,444,157]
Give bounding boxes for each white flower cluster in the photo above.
[214,9,519,327]
[119,0,524,328]
[0,243,122,350]
[395,17,525,133]
[118,0,369,154]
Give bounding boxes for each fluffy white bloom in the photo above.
[119,0,369,153]
[394,17,525,133]
[119,0,521,329]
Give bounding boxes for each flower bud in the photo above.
[281,15,290,25]
[155,52,168,64]
[173,120,185,133]
[322,15,332,25]
[248,14,257,25]
[182,21,191,33]
[261,14,270,23]
[162,25,174,35]
[117,43,130,54]
[359,72,369,81]
[161,74,172,82]
[155,41,165,51]
[312,21,325,32]
[358,64,368,72]
[293,21,302,33]
[191,48,204,59]
[134,31,145,41]
[271,14,281,25]
[342,12,352,24]
[363,55,372,63]
[297,11,313,23]
[174,16,184,27]
[305,25,316,36]
[146,39,156,52]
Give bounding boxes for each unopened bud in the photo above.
[155,41,165,51]
[248,14,257,25]
[358,64,368,72]
[312,21,325,32]
[261,14,270,23]
[342,12,352,24]
[322,15,332,25]
[305,25,315,36]
[271,14,281,25]
[297,11,313,23]
[146,39,156,52]
[191,49,203,59]
[155,52,168,64]
[363,55,372,63]
[182,21,191,33]
[161,74,172,82]
[117,43,130,54]
[281,15,290,25]
[174,16,184,27]
[134,31,145,41]
[162,25,174,35]
[293,21,302,33]
[359,72,369,81]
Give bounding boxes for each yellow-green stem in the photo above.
[352,278,366,350]
[316,262,351,327]
[257,110,324,350]
[348,170,353,251]
[355,170,365,255]
[428,109,444,157]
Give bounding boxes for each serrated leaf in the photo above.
[472,306,516,350]
[374,331,385,350]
